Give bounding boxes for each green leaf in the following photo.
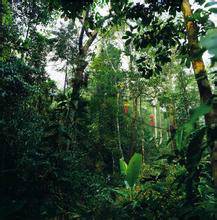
[125,38,132,46]
[176,127,184,150]
[209,8,217,14]
[126,31,133,36]
[200,28,217,58]
[111,188,129,198]
[205,2,217,7]
[122,35,129,40]
[186,58,191,68]
[184,104,211,136]
[195,0,206,4]
[188,104,212,125]
[210,70,217,75]
[126,153,142,188]
[175,104,211,150]
[119,158,127,176]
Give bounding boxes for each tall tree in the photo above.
[181,0,217,187]
[72,8,97,101]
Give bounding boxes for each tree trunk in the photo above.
[71,16,97,144]
[158,103,163,145]
[178,70,190,119]
[71,10,111,100]
[181,0,217,187]
[154,103,158,140]
[181,0,212,105]
[63,62,68,95]
[116,92,124,158]
[130,97,138,158]
[140,96,145,162]
[72,31,97,101]
[168,103,177,150]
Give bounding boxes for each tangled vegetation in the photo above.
[0,0,217,219]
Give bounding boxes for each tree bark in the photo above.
[181,0,212,105]
[140,96,145,162]
[178,70,190,119]
[71,8,97,101]
[72,30,97,101]
[154,103,158,140]
[158,103,163,145]
[71,11,112,100]
[181,0,217,188]
[168,103,177,150]
[130,97,138,158]
[63,62,68,95]
[116,92,124,158]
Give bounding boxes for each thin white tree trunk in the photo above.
[116,92,123,158]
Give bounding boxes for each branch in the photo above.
[78,9,89,53]
[144,121,168,130]
[82,30,97,55]
[79,18,92,37]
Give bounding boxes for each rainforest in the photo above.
[0,0,217,219]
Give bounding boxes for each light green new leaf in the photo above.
[126,153,142,188]
[184,103,211,135]
[200,28,217,57]
[188,104,212,125]
[119,158,127,176]
[175,104,211,150]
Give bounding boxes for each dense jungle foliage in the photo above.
[0,0,217,219]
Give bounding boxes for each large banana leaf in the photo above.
[126,153,142,188]
[119,158,127,176]
[201,28,217,59]
[175,104,211,150]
